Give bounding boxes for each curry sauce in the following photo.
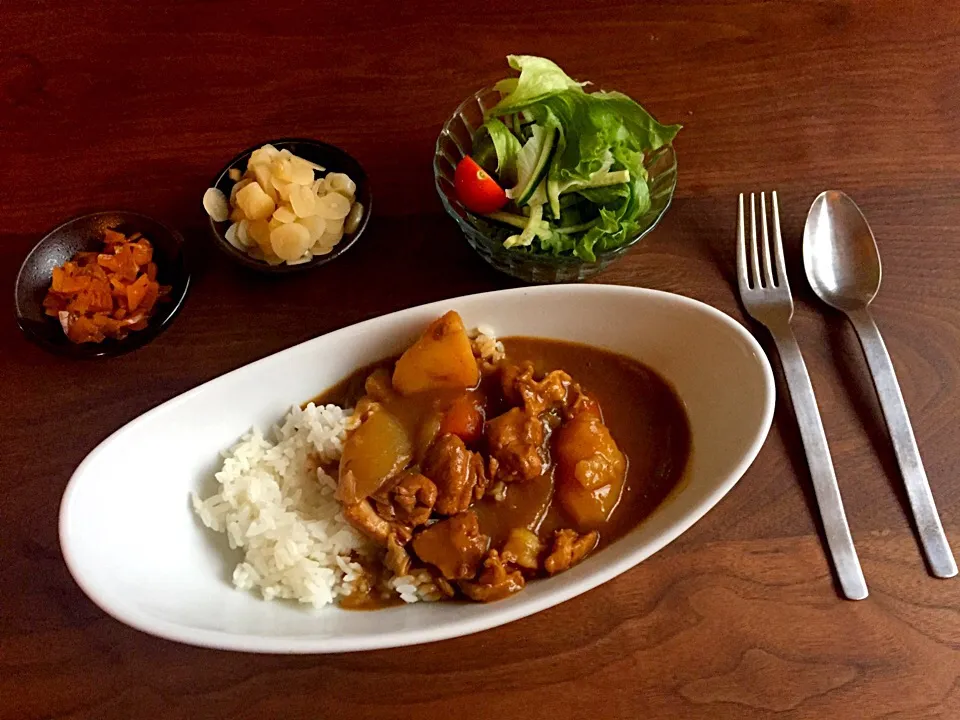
[473,338,690,551]
[313,334,690,606]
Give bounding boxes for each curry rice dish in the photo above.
[193,311,690,608]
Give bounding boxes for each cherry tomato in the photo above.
[454,156,508,214]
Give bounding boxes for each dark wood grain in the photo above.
[2,0,959,717]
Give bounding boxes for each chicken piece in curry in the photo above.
[319,310,690,606]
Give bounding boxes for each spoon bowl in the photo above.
[803,190,882,312]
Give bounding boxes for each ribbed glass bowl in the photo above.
[434,86,678,284]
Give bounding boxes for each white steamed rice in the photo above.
[191,330,503,609]
[191,402,438,607]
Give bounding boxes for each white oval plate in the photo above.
[60,285,774,653]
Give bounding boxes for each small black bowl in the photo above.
[207,138,372,274]
[14,211,191,358]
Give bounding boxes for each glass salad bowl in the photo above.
[434,87,678,284]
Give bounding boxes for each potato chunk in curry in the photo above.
[554,407,627,527]
[392,310,480,395]
[338,405,412,505]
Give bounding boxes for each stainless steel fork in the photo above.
[737,191,868,600]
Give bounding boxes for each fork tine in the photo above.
[771,191,788,290]
[749,193,762,288]
[737,193,749,292]
[760,192,776,287]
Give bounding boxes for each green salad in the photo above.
[453,56,680,261]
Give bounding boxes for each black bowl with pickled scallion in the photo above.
[206,138,372,275]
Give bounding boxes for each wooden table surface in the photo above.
[3,1,959,718]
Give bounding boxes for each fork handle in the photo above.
[770,326,869,600]
[847,308,957,578]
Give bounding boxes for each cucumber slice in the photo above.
[506,126,556,207]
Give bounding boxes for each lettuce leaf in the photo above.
[490,56,585,115]
[481,118,522,184]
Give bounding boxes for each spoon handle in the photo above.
[771,327,868,600]
[847,308,958,578]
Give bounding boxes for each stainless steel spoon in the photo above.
[803,190,957,578]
